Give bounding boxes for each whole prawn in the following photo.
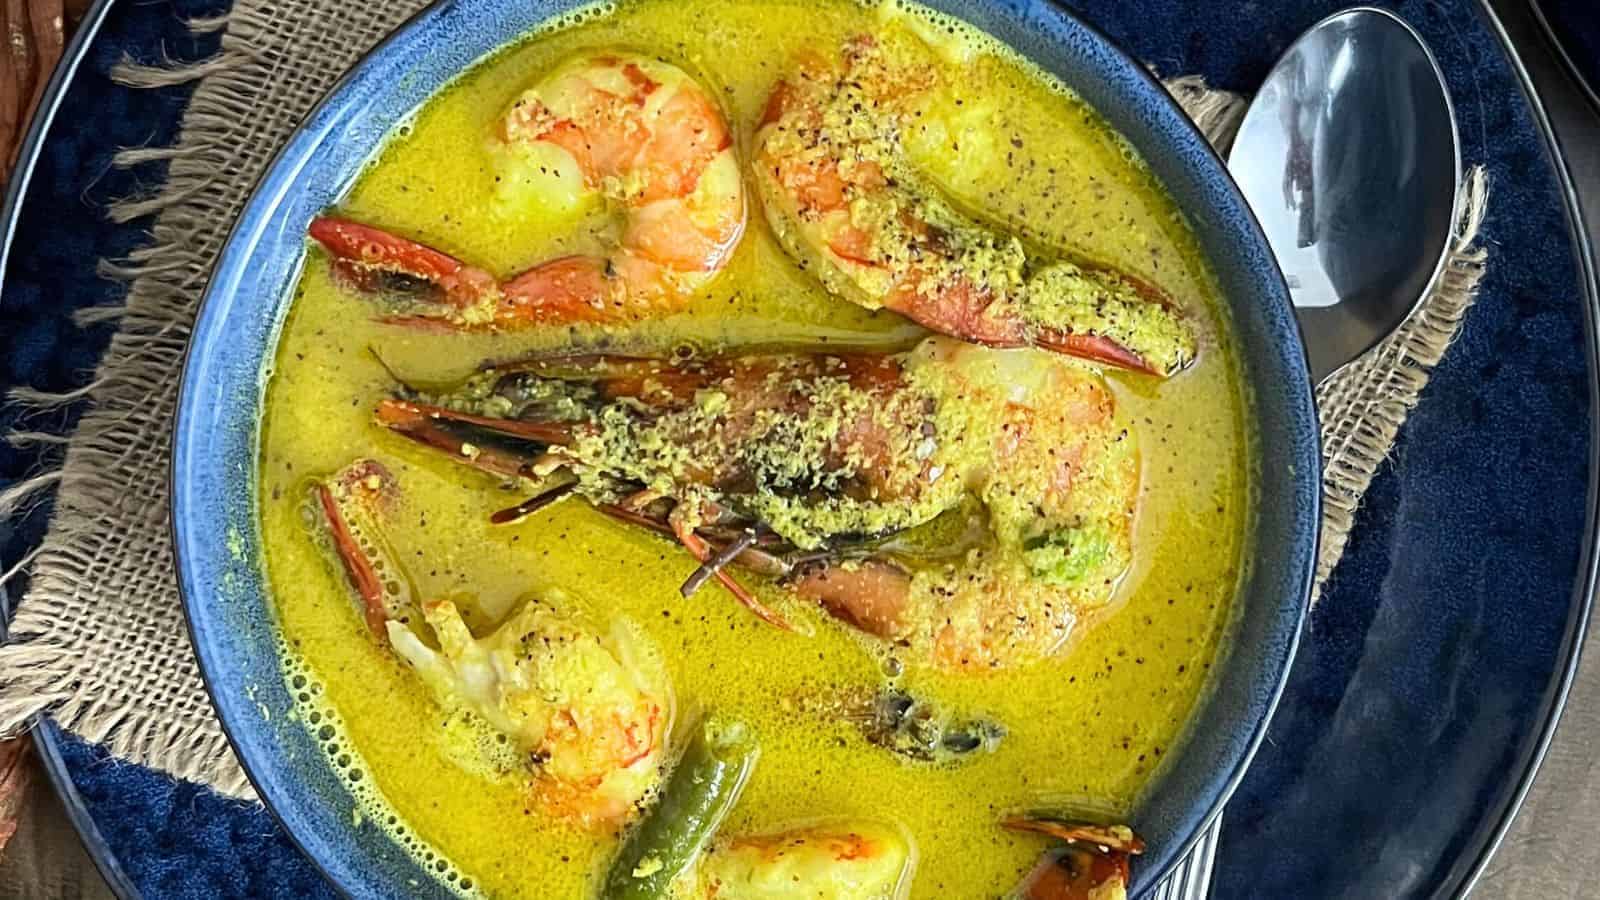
[310,52,745,328]
[369,337,1140,672]
[753,33,1197,376]
[312,459,673,829]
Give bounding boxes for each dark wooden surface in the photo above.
[0,757,112,899]
[0,0,91,176]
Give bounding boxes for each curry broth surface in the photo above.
[257,1,1251,896]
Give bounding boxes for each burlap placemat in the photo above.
[0,1,1487,805]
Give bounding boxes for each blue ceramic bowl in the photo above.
[172,0,1320,895]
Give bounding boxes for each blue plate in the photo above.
[1533,0,1600,113]
[169,0,1317,896]
[3,1,1593,899]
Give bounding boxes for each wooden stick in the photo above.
[0,738,32,856]
[0,0,69,178]
[0,0,81,857]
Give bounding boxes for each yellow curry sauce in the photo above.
[257,1,1252,896]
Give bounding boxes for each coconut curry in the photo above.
[256,1,1252,896]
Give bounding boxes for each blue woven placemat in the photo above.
[1,5,219,576]
[0,0,324,896]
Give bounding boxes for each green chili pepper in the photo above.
[603,716,759,900]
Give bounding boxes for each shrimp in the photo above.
[787,340,1139,671]
[604,718,1138,899]
[371,343,957,631]
[312,459,671,829]
[308,52,744,329]
[753,34,1197,376]
[689,822,915,899]
[605,719,914,899]
[686,817,1133,900]
[369,337,1138,672]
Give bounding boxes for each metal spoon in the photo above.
[1227,7,1461,384]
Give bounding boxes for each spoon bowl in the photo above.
[1228,6,1461,384]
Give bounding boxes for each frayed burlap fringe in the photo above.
[1313,169,1490,599]
[0,1,436,800]
[1165,81,1491,607]
[1164,75,1248,154]
[0,6,1486,806]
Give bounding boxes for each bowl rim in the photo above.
[170,0,1319,896]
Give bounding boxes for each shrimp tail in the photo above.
[1032,331,1159,375]
[499,256,622,325]
[1031,267,1190,374]
[1002,817,1144,900]
[308,216,500,324]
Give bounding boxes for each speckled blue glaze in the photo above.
[167,0,1315,895]
[2,1,1594,899]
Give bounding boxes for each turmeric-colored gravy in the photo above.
[257,1,1252,896]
